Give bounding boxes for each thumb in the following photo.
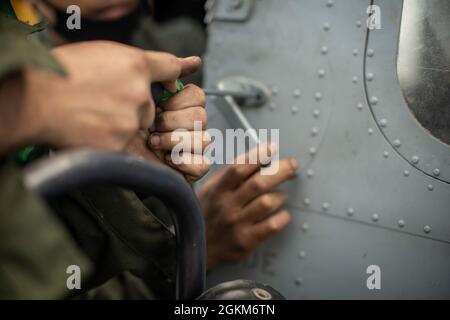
[145,51,201,90]
[179,56,202,78]
[161,56,202,92]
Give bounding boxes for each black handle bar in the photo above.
[23,150,206,300]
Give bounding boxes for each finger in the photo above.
[148,131,211,153]
[165,152,211,179]
[145,52,182,83]
[158,56,202,92]
[208,143,277,191]
[161,80,178,94]
[155,107,207,132]
[235,159,298,206]
[180,56,202,78]
[250,210,291,243]
[159,84,206,111]
[239,192,287,223]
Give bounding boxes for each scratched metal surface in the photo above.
[397,0,450,146]
[202,0,450,298]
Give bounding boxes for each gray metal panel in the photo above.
[366,0,450,184]
[203,0,450,298]
[208,207,450,299]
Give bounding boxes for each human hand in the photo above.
[24,41,200,151]
[196,144,298,270]
[125,83,210,184]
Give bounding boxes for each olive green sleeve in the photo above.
[0,13,63,165]
[0,13,65,80]
[0,160,92,299]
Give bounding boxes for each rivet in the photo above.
[302,223,309,231]
[427,184,434,191]
[318,69,326,78]
[356,20,362,28]
[306,169,314,178]
[326,0,334,8]
[298,251,306,259]
[353,49,359,56]
[295,278,303,286]
[403,170,410,177]
[368,128,374,135]
[293,89,302,98]
[432,168,440,176]
[347,207,354,217]
[411,155,420,164]
[383,151,389,158]
[291,106,299,114]
[393,139,401,148]
[309,147,317,156]
[423,225,431,234]
[398,219,405,228]
[357,103,363,111]
[370,96,378,105]
[315,92,322,101]
[379,118,387,128]
[366,72,374,81]
[311,127,319,136]
[371,213,379,222]
[367,48,375,57]
[323,23,331,31]
[321,46,328,55]
[352,76,359,83]
[322,202,329,211]
[303,198,311,206]
[313,109,320,118]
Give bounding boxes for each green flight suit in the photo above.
[0,12,91,299]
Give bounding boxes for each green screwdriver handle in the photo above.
[151,79,184,103]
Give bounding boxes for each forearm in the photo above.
[0,72,27,155]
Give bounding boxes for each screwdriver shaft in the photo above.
[204,89,258,100]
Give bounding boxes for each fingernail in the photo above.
[150,134,161,147]
[184,56,201,62]
[290,159,299,171]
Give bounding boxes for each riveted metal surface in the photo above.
[206,208,450,299]
[365,0,450,184]
[202,0,450,298]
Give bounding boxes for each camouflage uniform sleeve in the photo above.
[0,160,92,299]
[0,13,65,79]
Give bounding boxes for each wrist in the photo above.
[0,71,43,154]
[21,68,62,148]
